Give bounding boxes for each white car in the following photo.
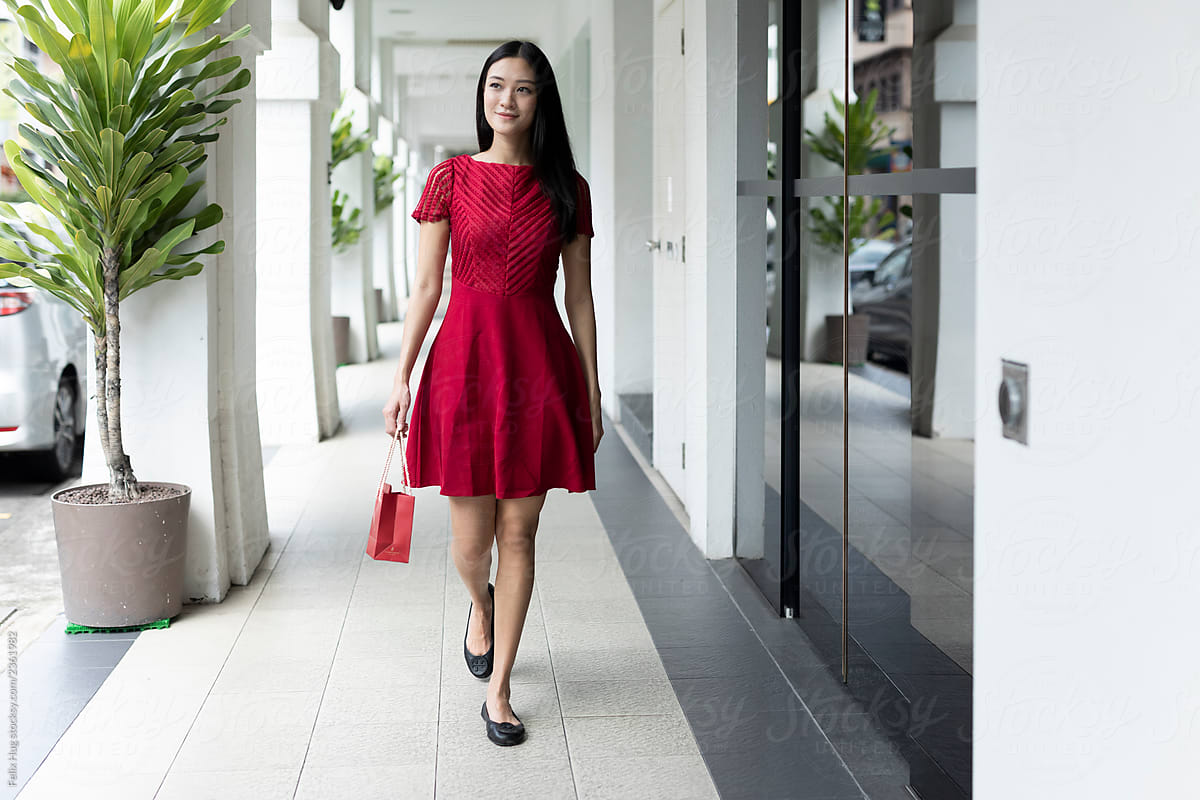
[0,278,88,479]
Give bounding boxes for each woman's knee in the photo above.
[495,493,546,552]
[448,494,497,554]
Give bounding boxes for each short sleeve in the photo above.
[411,158,454,223]
[574,172,593,237]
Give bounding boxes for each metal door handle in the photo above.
[645,239,661,251]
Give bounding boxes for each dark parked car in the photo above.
[0,277,87,479]
[848,237,897,286]
[852,240,912,372]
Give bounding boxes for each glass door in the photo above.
[774,1,978,797]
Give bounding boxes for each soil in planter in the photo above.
[56,483,188,505]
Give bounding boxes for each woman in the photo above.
[382,40,603,747]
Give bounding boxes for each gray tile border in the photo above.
[3,612,138,800]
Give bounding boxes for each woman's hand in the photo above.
[383,381,411,437]
[590,390,603,452]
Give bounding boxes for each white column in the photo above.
[734,0,769,561]
[915,1,976,439]
[393,135,411,310]
[255,8,342,444]
[372,116,399,323]
[329,0,371,95]
[329,0,378,363]
[82,4,273,599]
[680,0,738,556]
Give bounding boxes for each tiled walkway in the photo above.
[10,322,901,799]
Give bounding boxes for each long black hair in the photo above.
[475,41,582,244]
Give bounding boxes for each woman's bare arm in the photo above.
[383,218,450,435]
[561,230,603,450]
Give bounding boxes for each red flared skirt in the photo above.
[404,277,596,498]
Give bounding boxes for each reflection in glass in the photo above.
[845,0,976,794]
[848,194,974,799]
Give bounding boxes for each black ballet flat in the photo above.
[481,699,526,746]
[464,582,495,679]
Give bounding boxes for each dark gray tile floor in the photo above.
[591,416,921,800]
[3,612,138,800]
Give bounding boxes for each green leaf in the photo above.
[111,58,133,110]
[45,0,85,33]
[198,66,249,102]
[182,0,238,39]
[0,238,36,262]
[191,202,222,232]
[113,150,152,199]
[121,0,155,65]
[118,217,195,296]
[86,0,117,112]
[113,196,141,234]
[4,141,52,212]
[144,174,199,229]
[67,33,106,125]
[0,261,94,321]
[15,6,73,67]
[220,23,251,44]
[203,98,237,114]
[164,239,222,263]
[121,260,204,298]
[56,161,100,207]
[177,132,219,144]
[99,127,125,186]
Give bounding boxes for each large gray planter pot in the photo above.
[50,482,191,628]
[824,313,871,366]
[375,288,388,323]
[332,315,351,365]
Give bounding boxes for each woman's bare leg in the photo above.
[487,491,547,725]
[448,494,497,665]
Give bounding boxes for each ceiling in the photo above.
[370,0,552,67]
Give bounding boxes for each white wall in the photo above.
[975,3,1200,796]
[403,92,476,151]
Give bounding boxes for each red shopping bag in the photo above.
[366,422,415,562]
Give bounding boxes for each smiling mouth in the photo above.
[496,112,517,118]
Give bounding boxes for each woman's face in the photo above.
[482,56,538,139]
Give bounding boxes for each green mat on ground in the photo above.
[65,618,171,634]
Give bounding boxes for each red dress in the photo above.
[404,153,596,498]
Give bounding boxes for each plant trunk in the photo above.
[93,334,111,459]
[101,246,139,502]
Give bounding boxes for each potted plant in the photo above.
[0,0,252,627]
[373,153,403,212]
[804,87,895,366]
[329,94,369,364]
[371,153,402,322]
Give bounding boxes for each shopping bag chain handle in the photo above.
[378,418,411,498]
